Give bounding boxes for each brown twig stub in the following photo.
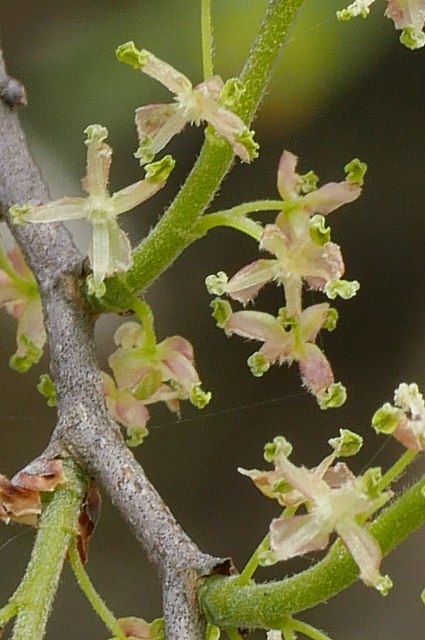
[0,76,27,108]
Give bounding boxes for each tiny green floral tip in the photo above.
[236,128,260,162]
[400,26,425,49]
[264,436,293,462]
[86,274,107,299]
[247,351,270,377]
[309,214,331,245]
[324,307,339,332]
[375,575,393,596]
[115,41,148,69]
[325,279,360,300]
[37,373,57,407]
[371,403,401,434]
[9,203,32,224]
[298,169,319,194]
[205,271,228,295]
[84,124,108,145]
[220,78,246,107]
[9,335,43,373]
[344,158,367,186]
[210,298,232,328]
[318,382,347,410]
[144,155,175,183]
[361,467,383,498]
[126,425,148,448]
[328,428,363,457]
[190,384,212,409]
[134,140,155,166]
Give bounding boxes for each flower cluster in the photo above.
[103,318,211,446]
[0,244,46,371]
[11,125,175,298]
[116,41,258,164]
[337,0,425,49]
[372,382,425,451]
[239,431,393,594]
[206,151,364,408]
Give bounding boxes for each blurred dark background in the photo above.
[1,1,425,638]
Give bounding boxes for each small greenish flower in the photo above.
[0,245,46,371]
[103,320,210,443]
[116,41,258,163]
[239,437,392,593]
[337,0,425,50]
[373,382,425,451]
[11,125,174,298]
[223,303,343,407]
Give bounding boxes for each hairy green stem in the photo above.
[68,540,127,640]
[198,475,425,630]
[130,297,157,351]
[95,0,306,311]
[376,448,417,492]
[194,212,264,240]
[290,618,334,640]
[7,460,86,640]
[201,0,214,79]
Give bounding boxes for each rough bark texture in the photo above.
[0,49,222,640]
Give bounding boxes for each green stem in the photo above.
[8,459,86,640]
[0,602,18,629]
[198,474,425,630]
[95,0,306,311]
[68,540,127,640]
[130,297,157,351]
[290,618,334,640]
[201,0,214,79]
[210,200,285,218]
[194,212,264,241]
[236,532,270,586]
[376,448,417,493]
